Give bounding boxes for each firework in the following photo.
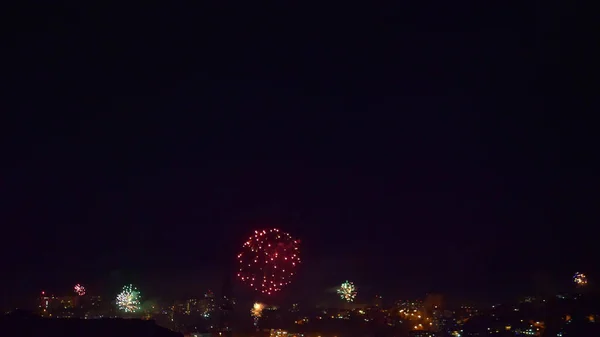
[337,280,357,302]
[251,302,265,327]
[237,228,301,295]
[116,284,141,312]
[74,284,86,296]
[574,272,588,286]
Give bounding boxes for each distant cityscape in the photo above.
[3,229,596,337]
[5,279,597,337]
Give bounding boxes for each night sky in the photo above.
[2,3,594,310]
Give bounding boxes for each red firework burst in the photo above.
[237,228,301,295]
[74,284,86,296]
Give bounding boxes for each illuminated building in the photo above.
[217,276,234,334]
[172,301,183,314]
[179,298,200,316]
[269,329,288,337]
[408,331,436,337]
[424,293,443,313]
[200,290,215,318]
[79,295,106,319]
[396,300,424,312]
[374,295,383,307]
[189,333,212,337]
[39,291,51,317]
[89,295,102,307]
[37,292,77,318]
[457,306,478,319]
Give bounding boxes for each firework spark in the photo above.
[237,228,301,295]
[574,272,588,286]
[116,284,141,312]
[74,284,86,296]
[251,302,265,327]
[337,280,357,302]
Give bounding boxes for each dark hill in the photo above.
[0,315,183,337]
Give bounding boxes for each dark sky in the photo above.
[1,3,595,310]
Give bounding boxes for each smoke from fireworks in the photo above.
[116,284,141,312]
[237,228,301,295]
[74,284,86,296]
[337,280,357,302]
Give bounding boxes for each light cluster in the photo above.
[202,290,215,318]
[251,302,265,326]
[74,284,86,296]
[251,302,265,318]
[574,272,588,286]
[237,228,301,295]
[337,280,357,302]
[116,284,141,312]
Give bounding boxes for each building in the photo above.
[217,276,234,333]
[396,299,424,312]
[88,295,102,308]
[409,331,437,337]
[200,290,215,318]
[373,295,383,307]
[38,291,51,317]
[37,292,77,318]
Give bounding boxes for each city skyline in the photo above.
[24,282,600,336]
[4,244,595,311]
[2,168,595,310]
